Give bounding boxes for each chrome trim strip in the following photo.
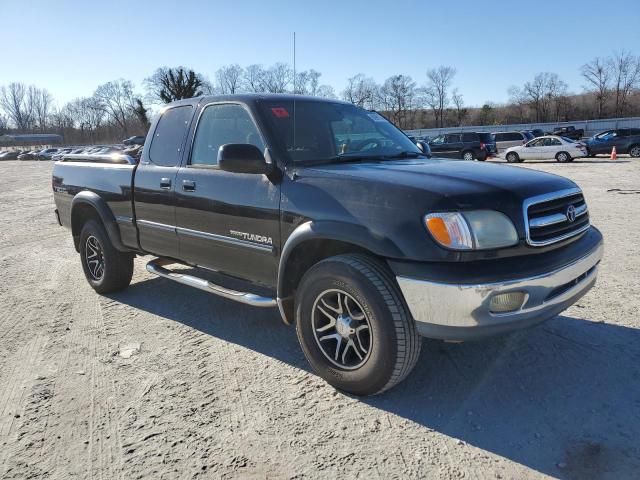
[137,219,176,233]
[529,204,587,228]
[523,187,589,246]
[115,215,133,225]
[530,213,567,228]
[146,258,276,307]
[176,226,273,252]
[576,204,588,217]
[397,242,603,332]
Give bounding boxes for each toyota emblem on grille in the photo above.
[566,205,576,222]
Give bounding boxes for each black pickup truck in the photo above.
[52,94,603,395]
[550,126,584,140]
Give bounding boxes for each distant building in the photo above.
[0,134,63,146]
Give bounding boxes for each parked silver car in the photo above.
[493,131,529,152]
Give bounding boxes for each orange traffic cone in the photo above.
[611,146,617,160]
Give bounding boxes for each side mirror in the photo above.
[218,144,272,174]
[416,141,432,158]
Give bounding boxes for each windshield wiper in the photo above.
[383,151,424,159]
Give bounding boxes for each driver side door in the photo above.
[174,102,281,287]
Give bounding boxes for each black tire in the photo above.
[462,150,475,161]
[506,152,520,163]
[629,145,640,158]
[295,254,421,396]
[556,151,571,163]
[79,219,134,294]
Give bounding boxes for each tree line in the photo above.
[1,51,639,144]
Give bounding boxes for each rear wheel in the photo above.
[506,152,520,163]
[556,151,571,163]
[629,145,640,158]
[462,150,475,161]
[295,254,421,396]
[79,220,134,293]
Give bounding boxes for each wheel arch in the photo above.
[71,191,129,253]
[276,221,403,325]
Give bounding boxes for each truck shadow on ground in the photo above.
[112,275,640,479]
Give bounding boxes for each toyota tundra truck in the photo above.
[52,94,603,396]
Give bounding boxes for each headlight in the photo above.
[425,211,518,250]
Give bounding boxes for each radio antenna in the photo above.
[293,31,296,152]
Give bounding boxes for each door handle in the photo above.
[160,178,172,190]
[182,180,196,192]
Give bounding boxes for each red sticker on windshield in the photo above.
[271,107,289,118]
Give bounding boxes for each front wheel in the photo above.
[506,152,520,163]
[79,220,134,293]
[295,254,421,396]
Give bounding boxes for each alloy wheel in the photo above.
[463,152,474,161]
[630,146,640,157]
[312,289,372,370]
[85,235,105,280]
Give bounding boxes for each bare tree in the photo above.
[94,79,137,135]
[32,87,53,131]
[0,113,7,133]
[216,64,244,94]
[523,72,568,122]
[507,86,529,123]
[0,82,33,131]
[342,74,379,109]
[380,75,416,129]
[424,66,456,128]
[243,64,266,92]
[451,88,467,126]
[315,85,336,99]
[145,67,209,103]
[609,50,640,117]
[581,57,611,118]
[262,63,292,93]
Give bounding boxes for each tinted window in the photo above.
[149,105,193,167]
[462,133,479,142]
[259,101,420,162]
[506,132,523,141]
[478,133,494,143]
[494,133,505,141]
[191,104,265,166]
[445,134,461,143]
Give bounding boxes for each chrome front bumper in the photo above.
[397,242,603,341]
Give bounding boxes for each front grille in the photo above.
[525,189,590,246]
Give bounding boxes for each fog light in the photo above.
[489,291,526,313]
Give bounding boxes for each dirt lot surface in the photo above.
[0,157,639,479]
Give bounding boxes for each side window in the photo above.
[495,133,505,142]
[550,138,562,146]
[506,132,522,141]
[529,139,542,147]
[445,134,461,143]
[149,105,193,166]
[191,104,265,166]
[462,133,477,142]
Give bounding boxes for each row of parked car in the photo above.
[0,135,146,162]
[410,126,640,163]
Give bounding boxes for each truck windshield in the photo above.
[259,100,421,163]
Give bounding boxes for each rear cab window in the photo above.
[149,105,193,167]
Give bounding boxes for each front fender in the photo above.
[71,191,129,252]
[277,220,403,298]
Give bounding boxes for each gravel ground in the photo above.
[0,157,638,480]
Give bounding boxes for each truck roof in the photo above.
[163,93,352,108]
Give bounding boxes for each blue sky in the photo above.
[1,0,639,108]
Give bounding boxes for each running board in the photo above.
[146,258,277,308]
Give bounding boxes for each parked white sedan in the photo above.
[504,136,588,163]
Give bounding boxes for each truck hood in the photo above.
[305,158,576,206]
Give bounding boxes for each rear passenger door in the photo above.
[135,104,194,258]
[174,102,280,287]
